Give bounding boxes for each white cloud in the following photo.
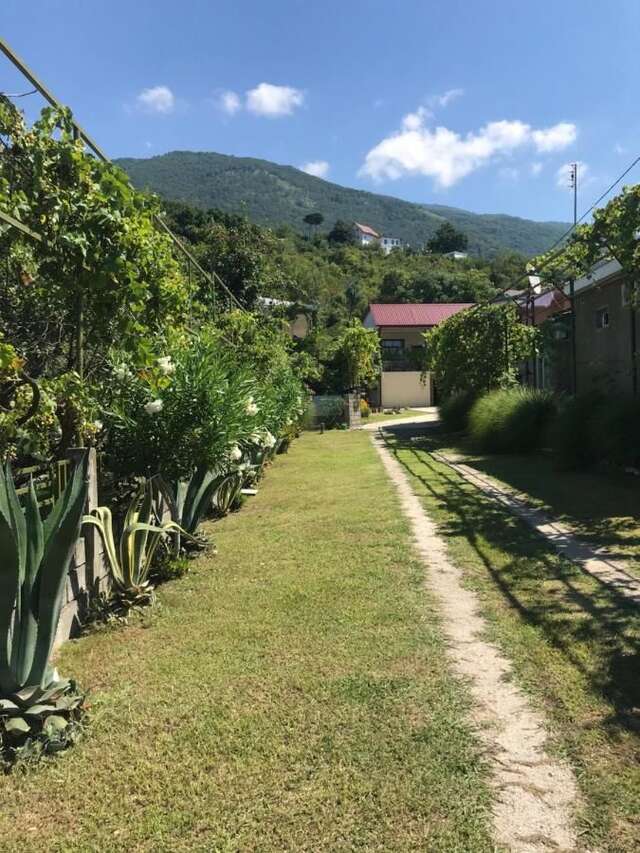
[556,161,589,190]
[614,142,626,155]
[300,160,330,178]
[136,85,175,115]
[531,161,543,176]
[217,90,241,116]
[246,82,304,117]
[359,108,578,188]
[433,88,464,107]
[531,122,577,152]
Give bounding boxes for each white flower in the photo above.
[144,399,163,415]
[229,444,242,462]
[93,420,103,431]
[114,364,131,380]
[264,430,276,449]
[156,356,175,376]
[245,397,259,416]
[250,430,263,444]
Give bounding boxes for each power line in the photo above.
[0,88,37,98]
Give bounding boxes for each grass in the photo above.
[440,441,640,577]
[0,431,494,852]
[365,409,426,423]
[387,428,640,853]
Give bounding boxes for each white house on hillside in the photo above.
[354,222,402,255]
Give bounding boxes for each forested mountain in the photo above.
[117,151,568,258]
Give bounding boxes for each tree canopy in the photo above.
[426,222,469,254]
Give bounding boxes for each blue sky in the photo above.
[3,0,638,223]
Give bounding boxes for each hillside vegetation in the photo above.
[118,150,568,257]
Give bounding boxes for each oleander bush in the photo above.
[468,387,557,454]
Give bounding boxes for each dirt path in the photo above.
[372,432,585,853]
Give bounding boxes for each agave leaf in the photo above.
[83,509,124,587]
[0,699,19,713]
[0,462,24,693]
[23,703,57,717]
[4,716,30,735]
[26,457,89,689]
[12,477,45,687]
[43,714,68,734]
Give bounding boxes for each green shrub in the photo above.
[550,392,605,470]
[439,391,476,433]
[552,392,640,470]
[468,387,557,454]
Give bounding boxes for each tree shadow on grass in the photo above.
[379,426,640,738]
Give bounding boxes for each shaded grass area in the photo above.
[387,430,640,853]
[441,443,640,577]
[0,432,493,852]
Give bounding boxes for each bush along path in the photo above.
[371,432,583,853]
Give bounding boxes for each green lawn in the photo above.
[440,443,640,577]
[388,431,640,853]
[0,431,493,852]
[364,409,426,423]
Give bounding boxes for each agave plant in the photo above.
[84,478,184,606]
[212,469,247,516]
[157,466,225,552]
[0,457,89,763]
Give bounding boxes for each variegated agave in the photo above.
[84,478,185,607]
[0,458,89,766]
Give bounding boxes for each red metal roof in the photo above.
[368,302,474,327]
[354,222,381,238]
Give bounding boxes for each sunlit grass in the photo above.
[0,431,493,852]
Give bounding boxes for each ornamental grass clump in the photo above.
[439,391,477,434]
[468,387,557,454]
[0,458,89,768]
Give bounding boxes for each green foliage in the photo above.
[468,388,557,453]
[0,456,88,766]
[0,102,193,378]
[329,322,381,391]
[551,392,640,471]
[425,304,539,399]
[533,184,640,294]
[360,398,371,418]
[119,150,570,256]
[438,391,477,433]
[426,222,468,254]
[328,219,357,245]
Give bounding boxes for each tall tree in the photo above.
[426,222,469,254]
[328,219,356,245]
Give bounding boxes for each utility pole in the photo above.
[568,163,578,394]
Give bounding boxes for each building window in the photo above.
[381,339,404,350]
[595,307,610,329]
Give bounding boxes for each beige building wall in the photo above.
[381,371,431,408]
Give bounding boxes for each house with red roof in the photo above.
[364,302,473,408]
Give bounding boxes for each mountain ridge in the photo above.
[117,150,569,257]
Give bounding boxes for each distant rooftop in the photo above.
[354,222,381,238]
[367,303,474,327]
